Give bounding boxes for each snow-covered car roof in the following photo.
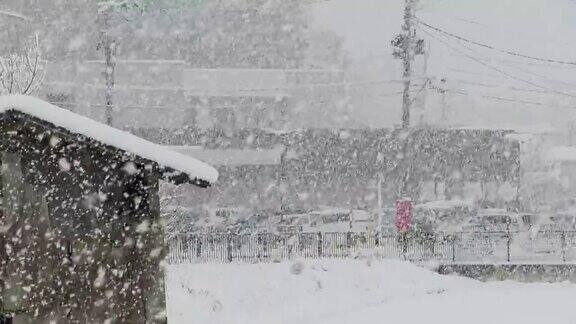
[0,95,218,186]
[416,200,474,210]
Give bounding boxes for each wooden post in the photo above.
[402,232,408,260]
[99,5,116,126]
[227,235,233,263]
[347,232,352,256]
[237,235,243,262]
[263,234,268,260]
[451,236,456,263]
[196,236,202,259]
[257,235,262,259]
[506,223,511,263]
[561,231,567,263]
[317,232,323,258]
[141,172,167,323]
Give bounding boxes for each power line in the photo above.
[0,10,29,20]
[491,57,576,69]
[416,25,576,99]
[438,28,576,95]
[498,59,576,89]
[46,88,415,109]
[451,78,571,96]
[441,88,576,111]
[47,100,184,110]
[428,82,576,110]
[416,26,545,89]
[409,79,430,104]
[439,35,576,89]
[448,60,576,90]
[449,66,576,91]
[47,77,416,97]
[416,18,576,66]
[448,68,505,80]
[373,88,426,98]
[446,52,576,70]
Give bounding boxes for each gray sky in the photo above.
[313,0,576,131]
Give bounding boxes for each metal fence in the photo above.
[168,230,576,264]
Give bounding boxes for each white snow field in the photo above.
[166,260,576,324]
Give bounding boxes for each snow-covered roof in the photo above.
[0,95,218,186]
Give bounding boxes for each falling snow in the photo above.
[0,0,575,323]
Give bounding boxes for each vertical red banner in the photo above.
[395,199,413,233]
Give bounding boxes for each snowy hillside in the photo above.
[167,260,576,324]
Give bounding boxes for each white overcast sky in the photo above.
[313,0,576,131]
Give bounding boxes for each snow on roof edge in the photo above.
[0,95,218,185]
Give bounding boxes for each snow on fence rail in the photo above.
[167,231,576,264]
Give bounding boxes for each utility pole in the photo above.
[430,78,448,126]
[392,0,422,128]
[440,78,447,124]
[391,0,424,194]
[98,5,117,126]
[419,42,430,125]
[392,0,426,128]
[401,0,416,128]
[390,1,424,245]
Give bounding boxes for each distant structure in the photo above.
[39,60,345,130]
[0,95,217,322]
[161,128,520,231]
[542,146,576,212]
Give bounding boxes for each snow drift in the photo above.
[167,259,576,324]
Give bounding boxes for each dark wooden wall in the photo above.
[0,111,166,323]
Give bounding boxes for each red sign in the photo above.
[395,199,413,233]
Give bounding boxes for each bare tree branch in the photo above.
[21,36,42,94]
[0,35,45,96]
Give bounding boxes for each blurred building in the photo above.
[39,60,345,130]
[163,128,522,228]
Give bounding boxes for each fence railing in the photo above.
[168,230,576,264]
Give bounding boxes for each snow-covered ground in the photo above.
[166,259,576,324]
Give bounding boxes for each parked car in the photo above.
[414,200,475,233]
[467,209,535,232]
[276,213,309,233]
[307,208,351,233]
[530,213,576,231]
[202,207,252,232]
[350,210,375,232]
[304,208,376,233]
